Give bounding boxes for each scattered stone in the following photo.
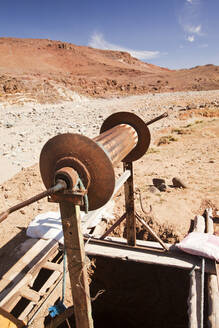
[172,177,187,189]
[152,178,166,192]
[5,123,13,128]
[148,186,157,193]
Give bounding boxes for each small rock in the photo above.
[148,186,157,193]
[152,178,167,192]
[5,123,13,128]
[20,209,25,215]
[4,193,8,199]
[172,177,187,189]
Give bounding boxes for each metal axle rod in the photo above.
[0,180,67,223]
[146,112,168,126]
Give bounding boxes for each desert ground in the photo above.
[0,89,219,327]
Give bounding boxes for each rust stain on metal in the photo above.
[40,112,151,210]
[0,180,67,223]
[100,111,151,162]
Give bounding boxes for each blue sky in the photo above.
[0,0,218,69]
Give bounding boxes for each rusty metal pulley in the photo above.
[40,112,151,210]
[0,111,168,223]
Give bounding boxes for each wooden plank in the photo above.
[188,215,205,328]
[19,301,35,323]
[2,292,22,312]
[39,271,61,294]
[0,274,32,310]
[19,271,62,322]
[60,202,93,328]
[1,238,57,282]
[85,237,216,274]
[91,219,108,238]
[0,239,58,308]
[123,162,136,246]
[42,261,62,272]
[205,208,219,328]
[20,287,40,303]
[135,212,169,251]
[83,170,130,231]
[100,213,126,239]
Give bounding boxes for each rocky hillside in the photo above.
[0,37,219,104]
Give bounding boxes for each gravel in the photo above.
[0,89,218,183]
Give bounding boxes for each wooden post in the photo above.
[188,215,205,328]
[123,162,136,246]
[205,208,219,328]
[59,202,93,328]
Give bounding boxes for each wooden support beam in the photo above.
[188,215,205,328]
[205,208,219,328]
[85,237,216,274]
[83,170,131,232]
[123,162,136,246]
[42,261,63,272]
[100,213,126,240]
[59,202,93,328]
[21,287,40,303]
[135,212,169,251]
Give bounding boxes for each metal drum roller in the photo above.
[40,112,151,210]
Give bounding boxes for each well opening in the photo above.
[89,256,190,328]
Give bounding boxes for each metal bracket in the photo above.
[48,190,86,206]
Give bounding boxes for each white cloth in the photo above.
[26,211,64,244]
[26,201,115,244]
[176,231,219,261]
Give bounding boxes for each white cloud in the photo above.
[179,0,205,43]
[186,24,202,35]
[187,35,195,42]
[88,32,160,60]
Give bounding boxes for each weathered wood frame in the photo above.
[123,162,136,246]
[59,202,93,328]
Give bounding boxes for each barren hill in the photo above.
[0,37,219,103]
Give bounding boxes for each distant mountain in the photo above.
[0,37,219,103]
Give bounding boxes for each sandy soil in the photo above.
[0,90,218,326]
[0,89,219,241]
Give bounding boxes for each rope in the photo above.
[48,250,67,318]
[77,177,89,214]
[61,249,67,303]
[189,264,197,276]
